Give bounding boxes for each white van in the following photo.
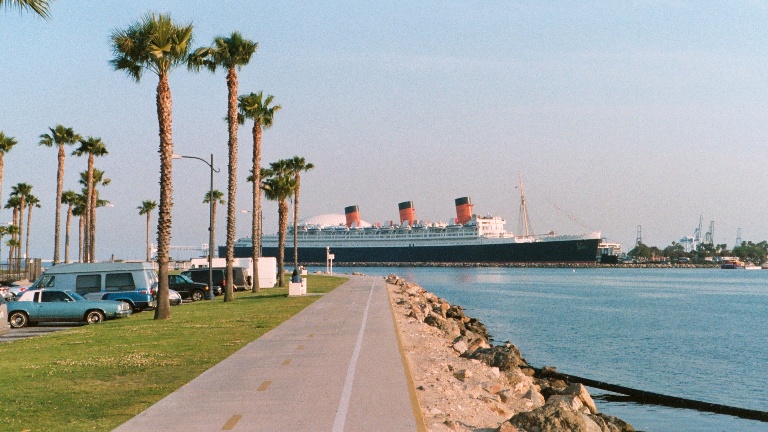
[31,262,157,311]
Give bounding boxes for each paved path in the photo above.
[114,275,423,432]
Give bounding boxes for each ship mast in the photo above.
[518,175,532,236]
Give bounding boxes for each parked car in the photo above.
[169,289,182,306]
[180,267,250,292]
[168,274,219,301]
[8,289,132,328]
[0,296,8,336]
[29,262,157,312]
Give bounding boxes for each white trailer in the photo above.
[188,257,277,289]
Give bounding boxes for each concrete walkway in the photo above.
[114,275,423,432]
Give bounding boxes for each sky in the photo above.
[2,1,768,261]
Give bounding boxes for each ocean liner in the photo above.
[225,193,602,264]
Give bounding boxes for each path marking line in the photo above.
[221,414,242,430]
[332,279,376,432]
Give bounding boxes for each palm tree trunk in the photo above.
[53,144,64,264]
[78,215,83,262]
[154,74,174,320]
[0,155,4,215]
[84,155,94,263]
[25,204,32,261]
[224,66,239,302]
[251,122,262,293]
[277,199,289,287]
[90,189,97,261]
[17,197,25,260]
[145,211,151,262]
[64,204,72,263]
[293,174,301,270]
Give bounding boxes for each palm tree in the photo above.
[24,194,40,260]
[285,156,313,271]
[0,225,8,269]
[4,197,20,272]
[60,190,79,263]
[189,31,257,302]
[73,199,85,262]
[138,200,157,262]
[202,190,224,259]
[73,136,108,262]
[39,124,80,264]
[261,161,296,288]
[1,0,52,18]
[10,182,32,259]
[0,132,18,205]
[238,91,280,293]
[111,13,194,319]
[79,169,110,262]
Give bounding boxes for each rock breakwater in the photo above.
[386,274,635,432]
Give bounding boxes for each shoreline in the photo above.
[385,274,635,432]
[310,261,722,269]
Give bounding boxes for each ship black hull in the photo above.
[222,238,600,264]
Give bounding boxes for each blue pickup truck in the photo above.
[30,262,157,312]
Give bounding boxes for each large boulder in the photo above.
[462,341,527,371]
[504,397,602,432]
[423,311,462,338]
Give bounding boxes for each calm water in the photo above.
[326,267,768,432]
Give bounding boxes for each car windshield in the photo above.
[65,291,86,301]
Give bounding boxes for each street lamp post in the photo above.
[172,153,219,300]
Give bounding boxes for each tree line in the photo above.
[628,240,768,265]
[6,3,315,320]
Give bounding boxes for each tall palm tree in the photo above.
[138,200,157,262]
[261,161,296,288]
[189,31,257,302]
[73,136,108,262]
[39,124,80,264]
[0,132,18,205]
[285,156,313,271]
[111,13,194,319]
[73,199,85,262]
[60,190,79,263]
[0,225,8,267]
[238,91,280,293]
[203,190,224,259]
[1,0,52,18]
[10,183,32,259]
[24,194,40,260]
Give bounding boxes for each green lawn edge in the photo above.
[0,274,348,432]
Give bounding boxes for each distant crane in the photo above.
[705,221,714,245]
[636,225,643,246]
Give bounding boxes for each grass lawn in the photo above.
[0,274,347,432]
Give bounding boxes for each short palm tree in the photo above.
[4,197,20,272]
[73,136,108,262]
[189,31,257,302]
[238,91,280,292]
[261,161,296,288]
[79,169,110,261]
[1,0,52,18]
[0,132,18,204]
[111,12,194,319]
[10,183,32,260]
[203,190,224,259]
[39,124,80,264]
[60,190,79,263]
[138,200,157,262]
[24,194,40,260]
[285,156,313,271]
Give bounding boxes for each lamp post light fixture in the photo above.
[172,153,219,300]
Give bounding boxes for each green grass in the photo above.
[0,274,347,432]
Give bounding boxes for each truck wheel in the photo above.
[191,290,205,302]
[86,310,105,324]
[9,311,28,328]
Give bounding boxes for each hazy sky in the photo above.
[2,1,768,261]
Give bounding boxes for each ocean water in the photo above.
[325,266,768,432]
